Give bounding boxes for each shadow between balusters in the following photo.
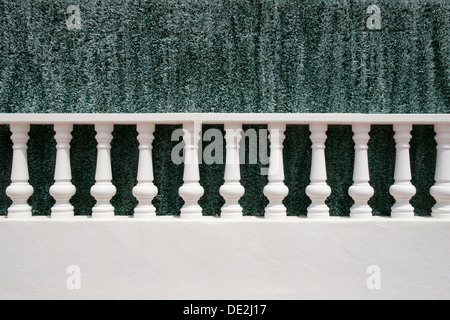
[410,125,437,217]
[325,125,355,217]
[368,125,396,217]
[198,124,225,217]
[0,125,12,216]
[111,125,139,217]
[70,125,97,217]
[152,125,184,216]
[28,125,56,216]
[239,124,269,217]
[283,125,311,217]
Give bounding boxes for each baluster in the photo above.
[6,123,34,219]
[133,123,158,219]
[179,122,204,219]
[306,123,331,218]
[389,123,416,218]
[90,123,116,219]
[348,123,374,218]
[49,124,76,219]
[263,123,289,219]
[430,124,450,219]
[220,123,245,219]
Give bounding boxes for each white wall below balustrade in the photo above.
[0,216,449,300]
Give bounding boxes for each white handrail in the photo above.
[1,113,449,220]
[1,113,449,125]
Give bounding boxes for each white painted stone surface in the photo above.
[1,113,450,125]
[349,123,374,218]
[2,114,450,300]
[220,123,245,219]
[6,124,33,219]
[390,123,416,218]
[431,124,450,219]
[179,122,204,219]
[50,124,76,219]
[264,123,289,219]
[306,123,331,218]
[0,217,449,300]
[133,123,158,219]
[90,123,116,219]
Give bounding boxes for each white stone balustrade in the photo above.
[220,123,245,219]
[179,122,204,219]
[6,123,34,219]
[389,123,416,218]
[1,113,449,220]
[430,124,450,219]
[348,123,374,218]
[133,123,158,219]
[90,123,117,219]
[263,123,289,219]
[306,123,332,218]
[49,124,76,219]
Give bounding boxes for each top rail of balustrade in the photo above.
[0,113,449,125]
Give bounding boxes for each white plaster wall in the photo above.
[0,216,449,300]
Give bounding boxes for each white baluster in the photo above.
[6,123,34,219]
[430,124,450,219]
[90,123,116,219]
[49,124,76,219]
[389,123,416,218]
[348,123,374,218]
[133,123,158,219]
[220,123,245,219]
[263,123,289,219]
[306,123,331,218]
[179,122,204,219]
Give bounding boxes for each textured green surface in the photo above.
[0,0,448,113]
[0,0,448,216]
